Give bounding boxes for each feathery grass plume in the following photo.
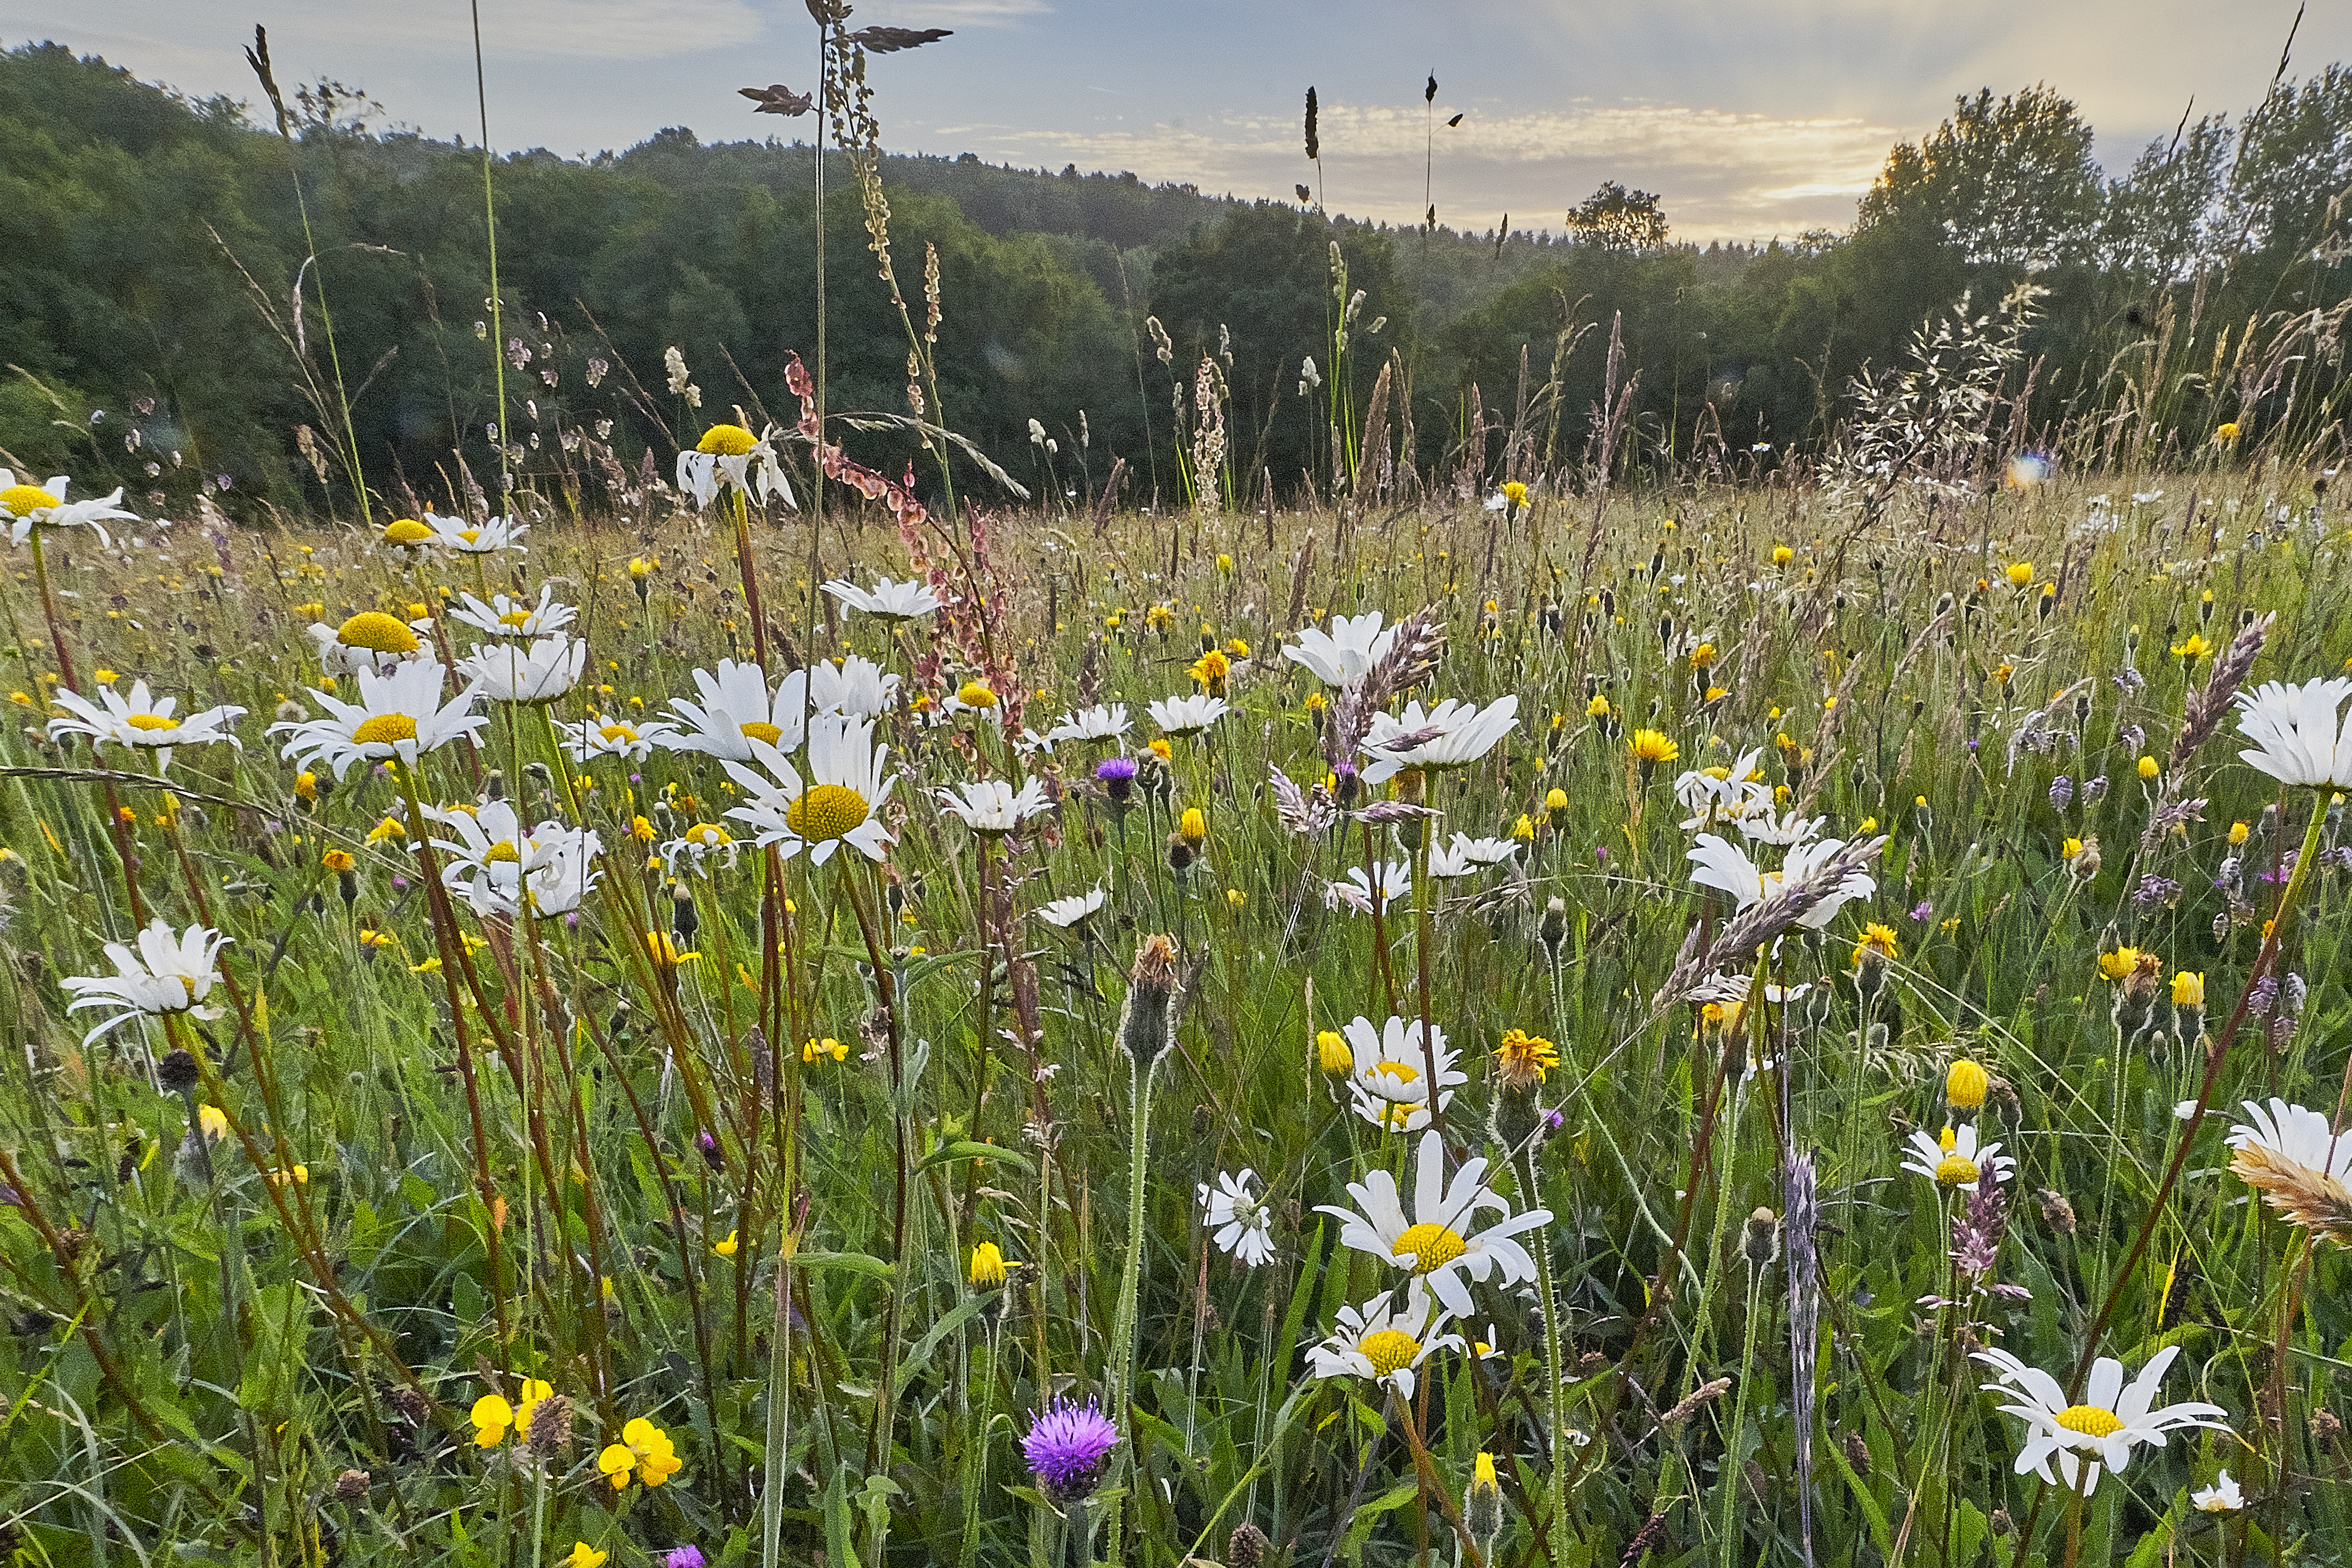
[1651,834,1888,1011]
[2171,610,2273,768]
[2230,1144,2352,1243]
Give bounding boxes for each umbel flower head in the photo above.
[1972,1344,2227,1496]
[2233,677,2352,789]
[272,660,488,778]
[1,467,135,547]
[723,714,898,865]
[61,919,230,1044]
[1318,1129,1551,1317]
[1021,1395,1119,1502]
[47,681,245,775]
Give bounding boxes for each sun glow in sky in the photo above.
[8,0,2345,241]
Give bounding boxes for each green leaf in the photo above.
[893,1294,990,1398]
[915,1140,1036,1178]
[792,1250,895,1282]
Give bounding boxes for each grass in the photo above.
[0,451,2347,1568]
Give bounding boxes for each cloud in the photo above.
[854,0,1051,23]
[158,0,770,64]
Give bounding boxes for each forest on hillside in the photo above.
[1,39,2348,521]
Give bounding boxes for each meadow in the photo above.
[0,333,2349,1568]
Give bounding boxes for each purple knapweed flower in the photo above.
[1095,755,1137,804]
[665,1549,707,1568]
[1022,1395,1118,1502]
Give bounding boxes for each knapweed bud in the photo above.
[158,1048,202,1093]
[1229,1523,1270,1568]
[1118,934,1180,1068]
[1741,1206,1780,1266]
[1538,896,1568,960]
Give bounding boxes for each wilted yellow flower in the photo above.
[2172,971,2205,1008]
[1494,1028,1559,1091]
[969,1241,1016,1288]
[321,848,355,874]
[2214,421,2240,444]
[1225,887,1246,908]
[1216,552,1234,575]
[197,1103,229,1141]
[294,771,319,801]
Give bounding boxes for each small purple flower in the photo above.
[2257,849,2299,886]
[1022,1396,1118,1502]
[665,1550,707,1568]
[2049,775,2073,811]
[1593,845,1609,865]
[2130,875,2181,910]
[698,1129,724,1170]
[1910,901,1933,923]
[1095,755,1137,804]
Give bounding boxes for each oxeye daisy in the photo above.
[560,715,655,764]
[820,575,942,623]
[1043,703,1131,748]
[1147,692,1229,736]
[723,714,897,865]
[809,654,900,720]
[1687,833,1876,931]
[938,777,1054,836]
[60,919,230,1044]
[1034,885,1108,929]
[426,800,603,918]
[457,635,587,705]
[424,511,528,556]
[1972,1345,2226,1496]
[1305,1292,1463,1398]
[1899,1123,2014,1193]
[2226,1098,2352,1240]
[1283,611,1399,688]
[270,660,487,779]
[443,585,576,639]
[1360,697,1519,784]
[307,610,425,677]
[1197,1168,1277,1266]
[644,660,809,761]
[678,422,791,509]
[1317,1129,1551,1318]
[2233,678,2352,789]
[47,681,245,774]
[1,467,135,547]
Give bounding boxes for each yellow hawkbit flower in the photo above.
[2229,820,2250,845]
[969,1241,1016,1288]
[1500,481,1529,508]
[1149,737,1172,761]
[1689,643,1716,671]
[1316,1029,1353,1075]
[565,1543,608,1568]
[2172,971,2205,1008]
[1226,887,1246,908]
[1946,1059,1988,1111]
[1216,552,1234,575]
[2097,947,2141,981]
[2005,562,2034,589]
[294,771,319,800]
[2214,421,2240,444]
[1494,1028,1559,1091]
[1178,807,1207,846]
[1512,813,1536,841]
[1851,922,1900,966]
[1771,544,1794,566]
[1629,730,1679,766]
[197,1104,229,1141]
[1586,694,1610,719]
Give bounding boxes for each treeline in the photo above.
[0,41,2346,524]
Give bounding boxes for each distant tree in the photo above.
[1565,182,1667,252]
[1858,84,2103,268]
[2101,114,2232,281]
[2218,64,2352,264]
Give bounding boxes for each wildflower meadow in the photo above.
[4,15,2352,1568]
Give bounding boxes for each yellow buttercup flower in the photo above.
[566,1544,607,1568]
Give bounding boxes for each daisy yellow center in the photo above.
[1934,1154,1980,1186]
[337,612,421,655]
[498,610,532,627]
[739,721,784,747]
[698,423,757,456]
[787,783,869,843]
[483,841,520,864]
[687,825,727,846]
[1369,1060,1421,1085]
[352,713,418,746]
[1392,1222,1468,1274]
[1358,1328,1421,1376]
[2056,1404,2123,1439]
[382,518,433,545]
[459,529,481,544]
[126,713,178,732]
[1,484,60,515]
[600,723,638,742]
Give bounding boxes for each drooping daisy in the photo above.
[662,822,739,873]
[1283,611,1399,688]
[1972,1344,2227,1496]
[809,655,900,720]
[2192,1470,2246,1513]
[1035,885,1107,929]
[1360,697,1519,784]
[1198,1168,1278,1266]
[1,468,136,548]
[428,801,604,918]
[820,575,942,623]
[1734,808,1827,847]
[443,585,577,640]
[457,636,587,705]
[2233,677,2352,790]
[308,610,426,677]
[1687,833,1876,931]
[938,777,1053,836]
[61,919,230,1043]
[271,660,488,778]
[47,681,245,774]
[722,714,896,865]
[1426,833,1519,878]
[1305,1292,1463,1398]
[1148,692,1230,736]
[560,715,656,764]
[677,422,792,510]
[1317,1129,1552,1318]
[425,511,528,556]
[1044,703,1131,748]
[1326,859,1413,915]
[645,661,808,761]
[1674,750,1771,828]
[1899,1123,2015,1194]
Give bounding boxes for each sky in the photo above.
[8,0,2346,243]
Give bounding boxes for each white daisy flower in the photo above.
[1326,859,1413,915]
[427,801,603,918]
[1283,612,1398,688]
[61,919,230,1043]
[271,661,487,778]
[1360,696,1519,784]
[307,610,427,677]
[1148,692,1230,736]
[560,715,655,765]
[820,575,942,623]
[1035,885,1107,929]
[678,423,793,510]
[456,635,586,705]
[1735,808,1826,846]
[662,822,740,873]
[2233,678,2352,789]
[47,681,244,774]
[1316,1129,1552,1319]
[1305,1292,1463,1398]
[938,777,1054,836]
[424,511,527,556]
[1197,1168,1277,1266]
[2226,1097,2352,1180]
[2192,1470,2245,1513]
[1674,749,1771,829]
[441,585,576,639]
[1972,1344,2227,1497]
[1,468,135,548]
[645,661,809,761]
[1044,703,1130,748]
[1687,833,1875,930]
[1899,1123,2015,1193]
[722,713,897,865]
[808,654,900,721]
[1341,1016,1467,1129]
[1427,833,1519,878]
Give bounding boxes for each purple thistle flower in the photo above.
[1022,1396,1118,1502]
[1095,756,1137,804]
[665,1550,707,1568]
[2257,849,2299,886]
